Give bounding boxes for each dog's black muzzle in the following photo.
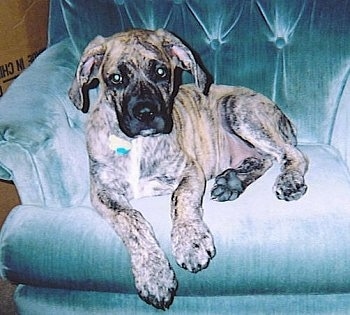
[118,85,173,138]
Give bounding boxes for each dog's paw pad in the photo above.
[172,220,215,273]
[274,171,307,201]
[134,254,177,310]
[211,169,243,202]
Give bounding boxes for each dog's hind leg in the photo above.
[171,160,216,273]
[218,91,308,201]
[90,180,177,310]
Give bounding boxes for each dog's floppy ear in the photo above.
[157,29,211,95]
[69,35,107,112]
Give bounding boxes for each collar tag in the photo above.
[108,135,132,155]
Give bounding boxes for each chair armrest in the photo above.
[0,205,134,293]
[0,39,90,207]
[330,70,350,170]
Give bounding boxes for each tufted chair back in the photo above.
[51,0,350,149]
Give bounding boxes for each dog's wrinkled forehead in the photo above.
[102,32,171,73]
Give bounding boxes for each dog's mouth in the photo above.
[117,105,173,138]
[139,128,158,137]
[121,117,173,138]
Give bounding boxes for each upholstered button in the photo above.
[210,39,221,50]
[275,37,286,49]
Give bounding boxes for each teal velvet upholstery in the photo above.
[1,0,350,313]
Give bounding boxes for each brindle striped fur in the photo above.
[69,29,308,309]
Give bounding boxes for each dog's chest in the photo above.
[117,136,186,200]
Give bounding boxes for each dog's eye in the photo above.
[110,73,123,85]
[156,66,168,78]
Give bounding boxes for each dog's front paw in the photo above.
[172,219,216,273]
[133,252,178,310]
[274,171,307,201]
[211,169,243,202]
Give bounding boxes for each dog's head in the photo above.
[69,28,210,138]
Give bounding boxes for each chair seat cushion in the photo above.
[2,144,350,296]
[13,286,350,315]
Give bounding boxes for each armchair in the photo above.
[1,0,350,313]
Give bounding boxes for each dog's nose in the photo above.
[133,102,157,122]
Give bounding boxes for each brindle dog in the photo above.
[69,28,308,309]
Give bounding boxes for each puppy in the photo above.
[69,28,308,309]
